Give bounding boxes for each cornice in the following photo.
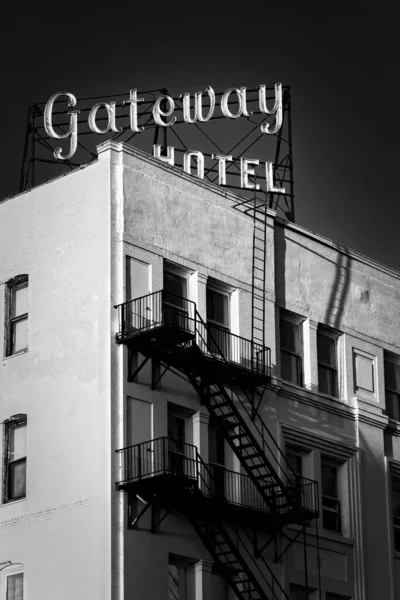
[273,380,357,422]
[281,423,358,459]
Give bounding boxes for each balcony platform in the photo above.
[116,438,318,531]
[115,291,271,388]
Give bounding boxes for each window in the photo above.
[289,585,317,600]
[325,594,351,600]
[286,446,309,510]
[384,353,400,421]
[164,264,190,330]
[317,328,338,397]
[286,447,303,480]
[208,422,226,498]
[168,407,187,475]
[392,477,400,552]
[280,311,303,386]
[5,572,23,600]
[321,456,341,533]
[168,555,195,600]
[206,284,230,357]
[3,415,27,503]
[5,275,28,357]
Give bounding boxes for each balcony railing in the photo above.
[115,290,271,378]
[116,437,318,516]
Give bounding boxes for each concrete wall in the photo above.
[0,159,112,600]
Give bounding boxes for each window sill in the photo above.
[3,349,28,362]
[288,523,354,546]
[1,497,26,507]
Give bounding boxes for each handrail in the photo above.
[116,437,318,515]
[115,291,318,511]
[195,451,291,600]
[193,306,298,484]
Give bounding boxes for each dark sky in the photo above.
[2,1,399,269]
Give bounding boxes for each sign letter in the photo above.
[182,87,215,124]
[153,95,176,127]
[88,102,121,135]
[241,159,260,190]
[212,154,233,186]
[123,89,144,133]
[153,145,175,166]
[43,92,80,160]
[259,83,283,134]
[221,87,252,119]
[266,162,285,193]
[183,151,205,179]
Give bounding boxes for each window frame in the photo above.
[2,415,27,504]
[279,310,304,386]
[206,284,231,331]
[5,571,24,600]
[384,352,400,421]
[321,455,342,534]
[317,326,339,398]
[4,275,29,358]
[391,475,400,553]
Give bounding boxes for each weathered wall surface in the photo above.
[276,220,400,349]
[121,145,275,302]
[0,161,112,600]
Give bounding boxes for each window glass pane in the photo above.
[289,585,308,600]
[207,289,229,327]
[385,359,400,391]
[12,318,28,353]
[168,415,185,443]
[164,272,187,301]
[10,425,27,460]
[209,425,225,466]
[7,573,23,600]
[394,526,400,552]
[317,332,336,367]
[287,451,303,477]
[322,507,340,532]
[12,284,28,318]
[321,461,338,497]
[168,565,180,600]
[280,318,300,353]
[281,351,301,385]
[8,460,26,500]
[386,391,400,420]
[393,484,400,518]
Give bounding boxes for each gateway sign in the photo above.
[43,84,285,193]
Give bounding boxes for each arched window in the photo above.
[5,275,29,357]
[3,414,27,503]
[0,564,24,600]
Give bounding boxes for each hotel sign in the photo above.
[43,84,285,193]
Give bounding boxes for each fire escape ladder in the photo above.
[251,203,267,350]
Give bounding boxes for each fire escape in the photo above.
[115,288,319,600]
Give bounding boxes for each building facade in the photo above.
[0,141,399,600]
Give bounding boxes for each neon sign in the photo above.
[43,85,285,193]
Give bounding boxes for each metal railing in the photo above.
[115,290,271,377]
[116,437,318,515]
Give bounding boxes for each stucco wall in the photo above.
[0,160,112,600]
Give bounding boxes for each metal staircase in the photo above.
[115,293,319,584]
[117,437,293,600]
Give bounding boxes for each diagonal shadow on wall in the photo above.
[324,248,352,330]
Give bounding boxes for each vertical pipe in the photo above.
[303,526,309,599]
